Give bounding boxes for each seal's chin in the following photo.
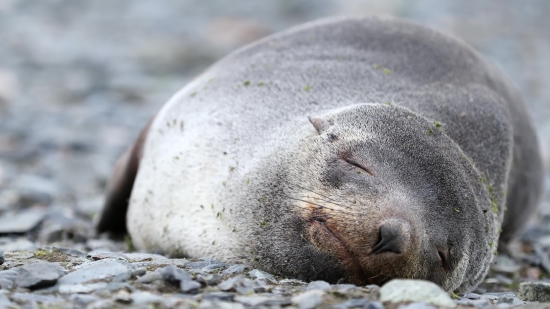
[307,218,370,285]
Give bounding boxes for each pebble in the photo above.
[248,269,277,284]
[180,279,201,294]
[292,290,325,309]
[518,281,550,302]
[16,262,65,289]
[160,264,191,284]
[222,264,250,275]
[0,210,47,234]
[377,279,456,308]
[197,273,223,285]
[57,259,130,285]
[307,280,331,292]
[0,249,4,265]
[234,295,291,307]
[204,292,236,302]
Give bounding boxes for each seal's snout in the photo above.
[372,219,412,255]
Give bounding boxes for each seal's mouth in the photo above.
[306,212,370,285]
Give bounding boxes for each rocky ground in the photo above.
[0,0,550,308]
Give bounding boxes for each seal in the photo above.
[97,16,544,293]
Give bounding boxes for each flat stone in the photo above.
[197,273,223,285]
[16,262,65,289]
[0,278,13,289]
[136,270,162,283]
[378,279,456,308]
[235,295,291,307]
[455,298,491,308]
[0,237,36,251]
[518,282,550,302]
[335,299,383,309]
[69,294,100,306]
[125,252,168,262]
[279,278,307,286]
[57,259,130,285]
[0,293,12,305]
[0,269,18,281]
[222,264,250,275]
[114,289,132,304]
[89,252,129,261]
[292,290,325,309]
[0,209,47,232]
[11,292,65,304]
[218,275,254,292]
[307,280,331,292]
[160,264,191,284]
[180,279,201,294]
[248,269,277,284]
[204,292,236,302]
[185,258,224,269]
[199,300,245,309]
[130,267,146,277]
[130,291,165,305]
[58,282,108,294]
[398,302,436,309]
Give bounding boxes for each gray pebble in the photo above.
[136,271,163,283]
[58,259,129,285]
[180,279,201,294]
[130,291,165,305]
[248,269,277,284]
[16,262,65,289]
[0,293,12,305]
[130,267,147,277]
[11,292,65,305]
[291,290,325,309]
[199,300,245,309]
[69,294,100,306]
[0,278,13,290]
[235,295,292,307]
[0,209,47,232]
[222,264,250,275]
[58,282,108,294]
[464,293,481,300]
[160,264,191,284]
[334,299,383,309]
[202,263,229,271]
[307,280,331,292]
[279,278,307,286]
[218,275,255,293]
[87,299,117,309]
[398,302,435,309]
[0,269,18,282]
[0,249,4,265]
[197,273,222,285]
[204,292,236,302]
[455,298,492,308]
[114,289,132,304]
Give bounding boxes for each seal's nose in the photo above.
[372,220,411,254]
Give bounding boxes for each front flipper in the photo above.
[96,119,153,234]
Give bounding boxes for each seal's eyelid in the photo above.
[308,116,331,134]
[344,158,375,176]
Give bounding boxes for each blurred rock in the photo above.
[377,279,456,308]
[16,262,65,289]
[518,282,550,302]
[0,209,47,234]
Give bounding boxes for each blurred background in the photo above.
[0,0,549,247]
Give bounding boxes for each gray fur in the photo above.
[98,16,543,293]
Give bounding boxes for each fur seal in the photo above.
[97,16,544,293]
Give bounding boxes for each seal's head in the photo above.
[247,103,497,293]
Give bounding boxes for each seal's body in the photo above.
[97,17,543,293]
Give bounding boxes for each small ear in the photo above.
[308,116,331,134]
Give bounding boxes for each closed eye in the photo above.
[344,158,374,176]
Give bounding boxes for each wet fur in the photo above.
[98,17,543,292]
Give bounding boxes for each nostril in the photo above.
[372,223,406,254]
[437,249,448,270]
